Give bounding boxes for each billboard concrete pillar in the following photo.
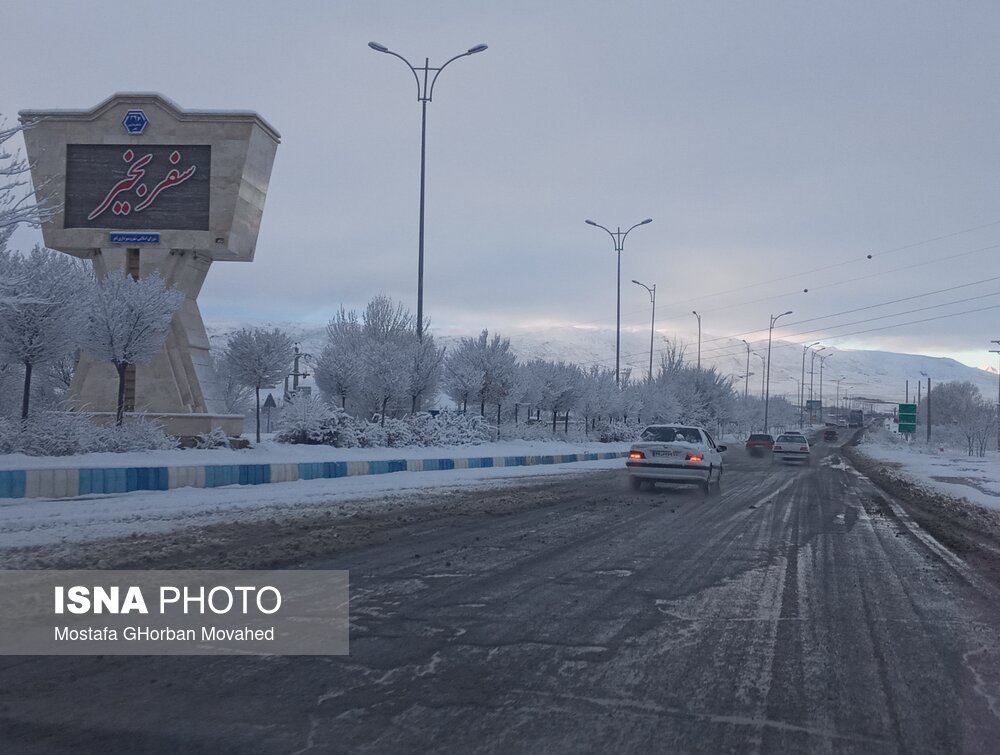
[19,93,280,438]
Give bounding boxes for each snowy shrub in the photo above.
[274,409,494,448]
[100,415,178,453]
[275,395,361,447]
[196,426,231,450]
[418,412,494,446]
[597,420,640,443]
[11,411,106,456]
[3,412,176,456]
[381,417,417,448]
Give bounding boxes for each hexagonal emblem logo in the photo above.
[122,109,149,134]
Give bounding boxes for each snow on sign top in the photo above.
[122,109,149,134]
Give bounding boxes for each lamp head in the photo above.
[641,218,653,225]
[585,219,597,226]
[467,44,488,54]
[368,41,389,53]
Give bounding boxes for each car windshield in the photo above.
[777,435,807,443]
[749,434,772,441]
[641,426,702,443]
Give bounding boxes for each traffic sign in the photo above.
[898,403,917,433]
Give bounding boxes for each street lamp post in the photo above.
[755,353,766,402]
[800,342,820,428]
[818,353,832,425]
[368,40,488,340]
[763,310,793,433]
[835,377,846,421]
[741,339,751,400]
[809,346,827,424]
[586,218,653,385]
[632,279,656,382]
[692,311,702,369]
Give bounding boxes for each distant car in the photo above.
[772,433,811,463]
[823,428,838,442]
[836,420,848,428]
[745,433,775,456]
[627,424,726,493]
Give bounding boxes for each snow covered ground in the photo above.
[0,440,629,549]
[855,425,1000,512]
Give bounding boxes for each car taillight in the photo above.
[629,451,645,459]
[800,446,808,451]
[686,453,704,462]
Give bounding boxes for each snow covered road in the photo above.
[3,444,1000,752]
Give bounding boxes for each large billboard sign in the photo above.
[17,93,281,438]
[64,145,211,230]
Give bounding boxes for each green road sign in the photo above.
[898,402,917,433]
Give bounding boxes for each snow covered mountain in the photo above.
[204,319,997,407]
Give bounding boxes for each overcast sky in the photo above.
[5,1,1000,370]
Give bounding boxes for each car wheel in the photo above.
[630,476,643,491]
[702,471,712,497]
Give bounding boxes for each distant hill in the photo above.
[205,319,997,408]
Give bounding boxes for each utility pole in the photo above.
[692,311,702,369]
[809,346,826,424]
[800,342,819,428]
[991,341,1000,449]
[926,377,932,443]
[741,339,751,400]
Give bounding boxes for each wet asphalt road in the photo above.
[2,441,1000,753]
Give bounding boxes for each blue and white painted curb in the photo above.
[0,451,629,500]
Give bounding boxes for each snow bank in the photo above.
[857,427,1000,512]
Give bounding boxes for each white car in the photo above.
[772,433,811,463]
[626,424,727,493]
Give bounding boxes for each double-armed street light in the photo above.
[586,218,653,385]
[632,279,656,382]
[763,310,793,432]
[692,311,702,369]
[368,40,488,340]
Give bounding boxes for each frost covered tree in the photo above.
[210,353,254,416]
[0,118,57,252]
[315,307,363,410]
[223,327,295,442]
[0,247,91,418]
[82,269,185,425]
[476,330,517,421]
[358,296,414,425]
[405,333,445,413]
[446,329,517,419]
[527,359,583,432]
[443,337,480,413]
